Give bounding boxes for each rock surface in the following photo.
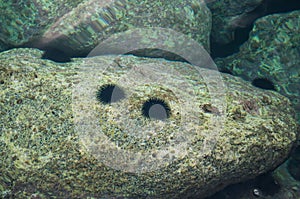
[0,48,298,198]
[0,0,211,56]
[215,10,300,122]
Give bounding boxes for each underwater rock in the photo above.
[0,0,86,48]
[215,10,300,123]
[0,48,298,198]
[206,0,264,44]
[0,0,211,57]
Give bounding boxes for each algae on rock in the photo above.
[0,48,298,198]
[0,0,211,57]
[215,10,300,123]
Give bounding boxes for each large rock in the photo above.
[0,48,298,198]
[215,10,300,123]
[0,0,211,56]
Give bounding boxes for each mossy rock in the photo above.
[0,48,298,198]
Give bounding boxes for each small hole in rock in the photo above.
[16,99,23,104]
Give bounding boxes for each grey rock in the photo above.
[0,48,298,198]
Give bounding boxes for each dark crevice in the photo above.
[218,68,233,75]
[252,78,276,90]
[211,25,254,58]
[264,0,300,15]
[41,47,72,63]
[206,172,281,199]
[211,0,300,59]
[125,48,190,63]
[287,146,300,181]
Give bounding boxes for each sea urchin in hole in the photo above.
[96,84,126,104]
[141,98,171,121]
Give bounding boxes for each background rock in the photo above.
[0,0,86,48]
[0,48,298,198]
[205,0,264,45]
[0,0,211,57]
[215,10,300,123]
[206,0,300,48]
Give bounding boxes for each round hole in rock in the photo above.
[96,84,126,104]
[142,98,171,120]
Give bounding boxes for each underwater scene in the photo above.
[0,0,299,198]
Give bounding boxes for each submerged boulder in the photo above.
[216,10,300,123]
[0,48,298,198]
[0,0,211,56]
[0,0,86,48]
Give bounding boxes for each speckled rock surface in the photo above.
[0,48,298,199]
[206,0,263,44]
[0,0,211,57]
[215,10,300,122]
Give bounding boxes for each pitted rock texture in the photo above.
[0,48,298,199]
[215,10,300,123]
